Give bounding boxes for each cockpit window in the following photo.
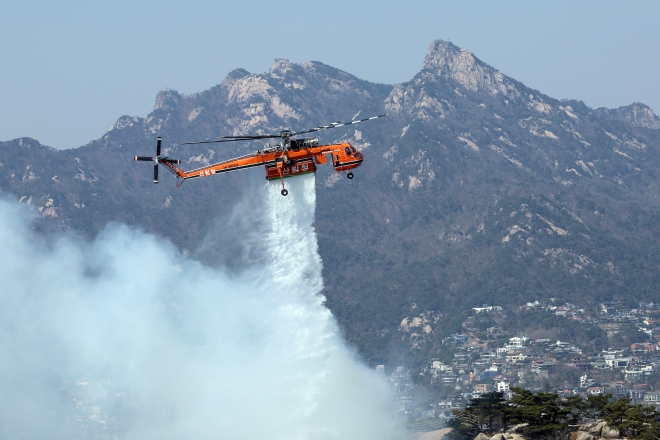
[350,146,357,153]
[345,147,352,155]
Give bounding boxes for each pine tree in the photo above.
[508,388,574,436]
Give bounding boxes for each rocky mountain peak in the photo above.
[626,103,660,129]
[597,102,660,129]
[110,115,141,132]
[422,39,518,97]
[220,68,251,88]
[422,39,468,71]
[153,89,182,111]
[270,58,295,77]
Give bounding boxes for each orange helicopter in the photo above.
[134,114,387,195]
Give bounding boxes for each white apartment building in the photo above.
[496,380,510,393]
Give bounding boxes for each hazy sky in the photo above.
[1,0,658,149]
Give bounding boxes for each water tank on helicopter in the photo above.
[264,158,316,180]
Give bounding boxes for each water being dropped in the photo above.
[0,175,397,439]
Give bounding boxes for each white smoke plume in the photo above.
[0,175,397,439]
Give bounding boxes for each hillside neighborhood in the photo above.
[384,300,660,426]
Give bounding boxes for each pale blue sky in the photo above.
[1,0,658,149]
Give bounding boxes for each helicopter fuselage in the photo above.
[167,140,363,182]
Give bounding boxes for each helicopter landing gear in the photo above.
[347,172,354,179]
[275,159,288,196]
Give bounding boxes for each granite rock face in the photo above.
[597,102,660,129]
[576,432,596,440]
[600,426,620,439]
[422,40,521,97]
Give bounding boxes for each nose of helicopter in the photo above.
[353,148,364,166]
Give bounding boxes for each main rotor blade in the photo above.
[181,135,280,145]
[291,121,343,135]
[156,137,162,156]
[220,134,281,140]
[134,156,154,161]
[153,164,159,184]
[292,114,388,136]
[180,114,387,145]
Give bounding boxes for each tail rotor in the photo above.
[134,137,180,184]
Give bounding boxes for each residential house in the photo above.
[473,384,492,393]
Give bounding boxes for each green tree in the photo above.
[619,324,649,343]
[637,422,660,440]
[508,388,574,436]
[603,397,660,439]
[466,391,510,432]
[582,393,612,419]
[446,410,480,440]
[564,395,587,424]
[447,392,510,439]
[448,388,660,440]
